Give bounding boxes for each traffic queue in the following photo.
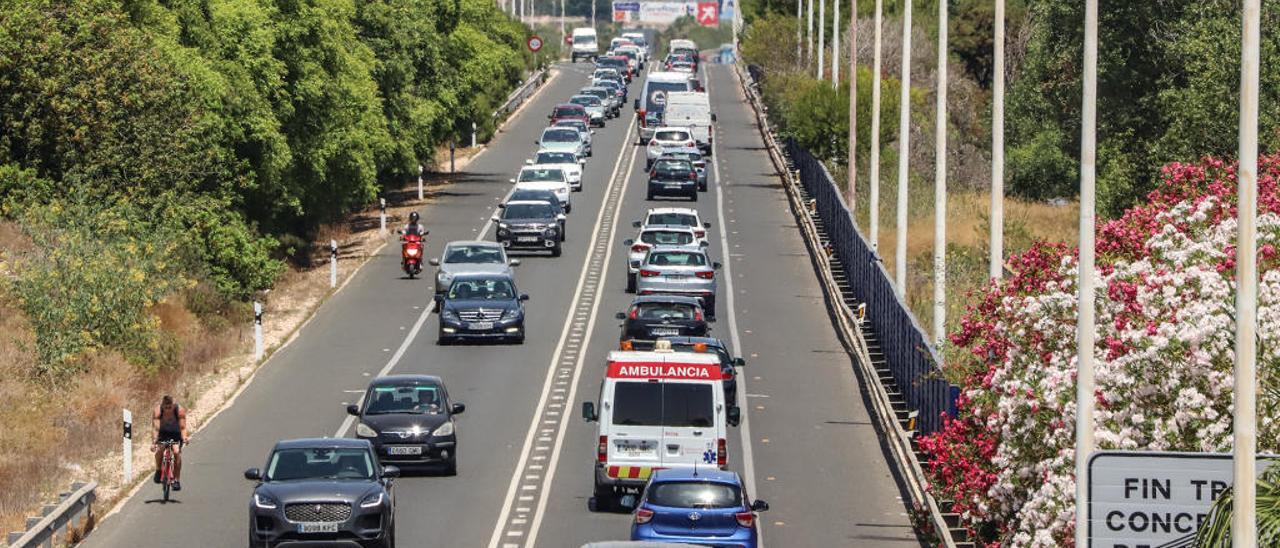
[242,33,766,548]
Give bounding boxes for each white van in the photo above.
[571,28,599,63]
[635,72,695,142]
[664,91,714,155]
[581,342,740,509]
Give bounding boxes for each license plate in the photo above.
[616,441,656,456]
[297,522,339,534]
[517,236,539,243]
[468,322,494,330]
[387,446,422,455]
[651,328,680,336]
[665,183,683,190]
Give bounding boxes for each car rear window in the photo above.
[647,213,697,227]
[570,96,600,106]
[646,481,742,509]
[655,130,691,142]
[641,230,694,246]
[653,159,692,173]
[634,302,697,320]
[552,106,583,118]
[647,251,707,266]
[543,129,579,142]
[520,168,566,182]
[444,245,504,264]
[536,152,577,164]
[612,382,714,427]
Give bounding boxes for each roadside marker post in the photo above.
[253,301,264,361]
[330,240,338,289]
[418,164,424,201]
[122,409,132,484]
[379,198,387,234]
[472,122,478,149]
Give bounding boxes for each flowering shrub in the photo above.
[920,156,1280,546]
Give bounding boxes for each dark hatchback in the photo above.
[348,375,465,475]
[616,295,708,346]
[657,336,746,407]
[245,438,397,548]
[646,158,699,201]
[436,273,528,344]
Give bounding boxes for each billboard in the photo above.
[638,1,697,24]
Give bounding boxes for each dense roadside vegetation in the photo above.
[738,1,1280,545]
[0,0,538,531]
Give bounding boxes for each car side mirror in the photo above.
[547,114,553,119]
[582,402,597,422]
[428,258,440,266]
[346,404,360,416]
[734,357,746,367]
[751,499,770,512]
[615,312,627,320]
[727,406,742,427]
[632,220,642,228]
[509,259,522,267]
[557,213,567,221]
[711,113,718,122]
[491,216,501,223]
[451,402,466,415]
[713,262,722,270]
[590,129,596,135]
[381,465,401,479]
[433,294,444,306]
[703,222,712,228]
[633,98,640,110]
[525,159,534,165]
[508,178,517,184]
[244,468,262,481]
[623,239,634,246]
[700,241,709,247]
[519,294,530,301]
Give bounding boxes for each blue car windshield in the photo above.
[267,448,375,481]
[646,481,742,509]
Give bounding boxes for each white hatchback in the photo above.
[645,127,697,169]
[510,167,572,213]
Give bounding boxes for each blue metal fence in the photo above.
[783,139,953,435]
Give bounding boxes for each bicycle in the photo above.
[156,440,183,502]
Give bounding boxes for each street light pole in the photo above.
[1234,1,1261,546]
[893,0,912,297]
[931,0,946,349]
[1074,1,1099,547]
[869,0,882,250]
[846,0,857,211]
[831,0,840,85]
[818,0,826,80]
[990,0,1004,280]
[807,0,814,63]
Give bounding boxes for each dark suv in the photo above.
[245,438,397,548]
[507,188,567,237]
[658,336,746,407]
[616,295,709,347]
[647,158,699,201]
[436,273,528,344]
[349,375,465,475]
[494,200,565,256]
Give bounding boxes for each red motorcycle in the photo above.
[401,232,425,278]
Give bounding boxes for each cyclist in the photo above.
[152,395,188,491]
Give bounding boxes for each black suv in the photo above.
[436,273,528,344]
[646,158,699,201]
[245,438,397,548]
[506,189,566,239]
[348,375,465,475]
[658,336,746,408]
[616,295,709,346]
[494,200,564,256]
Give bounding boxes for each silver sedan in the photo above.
[634,246,721,320]
[430,241,521,294]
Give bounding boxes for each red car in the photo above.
[548,103,590,126]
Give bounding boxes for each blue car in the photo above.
[630,469,769,548]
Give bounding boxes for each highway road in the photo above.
[81,60,919,547]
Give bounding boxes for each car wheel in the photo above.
[551,244,562,258]
[691,191,699,202]
[699,182,707,192]
[443,450,459,476]
[590,481,616,512]
[565,202,572,214]
[707,298,717,321]
[626,272,636,293]
[646,190,654,200]
[437,328,451,346]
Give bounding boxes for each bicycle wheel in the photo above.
[162,478,170,502]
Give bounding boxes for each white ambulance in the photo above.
[581,341,741,510]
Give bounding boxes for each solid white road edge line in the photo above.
[710,66,765,546]
[525,132,641,547]
[485,111,640,548]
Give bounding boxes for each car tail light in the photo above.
[717,438,727,466]
[638,110,647,127]
[695,270,714,280]
[685,141,695,148]
[635,508,655,525]
[598,435,608,463]
[694,308,703,321]
[689,172,697,180]
[629,307,639,320]
[631,243,650,253]
[620,340,634,350]
[735,511,755,528]
[694,230,706,239]
[640,269,659,278]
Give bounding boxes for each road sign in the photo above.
[696,1,719,26]
[527,35,543,53]
[613,1,640,11]
[1088,452,1277,548]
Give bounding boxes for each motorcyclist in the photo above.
[401,211,427,237]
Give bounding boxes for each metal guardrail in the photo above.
[734,62,960,547]
[492,68,549,127]
[7,481,96,548]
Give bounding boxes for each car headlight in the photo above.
[502,307,522,321]
[544,226,558,237]
[498,222,509,230]
[442,308,459,320]
[432,421,455,437]
[360,492,384,508]
[356,422,378,437]
[254,493,278,509]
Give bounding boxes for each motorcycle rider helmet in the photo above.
[409,211,420,223]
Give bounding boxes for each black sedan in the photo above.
[245,438,397,548]
[657,336,747,408]
[436,273,528,344]
[616,295,709,347]
[348,375,465,475]
[646,158,699,201]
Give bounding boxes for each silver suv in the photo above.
[622,226,704,293]
[429,241,520,294]
[634,246,721,320]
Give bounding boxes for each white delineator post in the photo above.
[330,239,338,289]
[418,164,424,201]
[845,0,857,210]
[990,0,1004,280]
[472,121,478,148]
[817,0,826,80]
[1234,0,1261,546]
[122,409,133,483]
[379,198,387,234]
[1074,0,1098,546]
[869,0,882,250]
[931,0,946,350]
[894,0,912,297]
[253,301,264,361]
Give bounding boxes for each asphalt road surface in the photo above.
[81,60,919,548]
